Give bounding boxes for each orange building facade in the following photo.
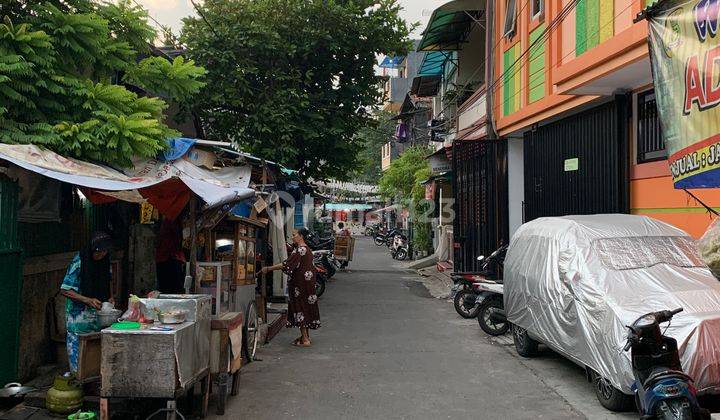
[492,0,720,237]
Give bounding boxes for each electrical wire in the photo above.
[487,0,582,95]
[492,1,636,116]
[429,0,534,124]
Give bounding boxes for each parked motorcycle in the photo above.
[365,224,380,237]
[450,272,483,319]
[307,231,335,251]
[314,263,327,297]
[623,308,710,420]
[374,228,401,247]
[474,244,509,336]
[313,250,337,278]
[390,234,409,260]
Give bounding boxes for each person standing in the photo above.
[60,231,114,373]
[260,228,320,347]
[156,217,186,294]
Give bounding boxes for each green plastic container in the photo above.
[109,321,141,330]
[68,412,96,420]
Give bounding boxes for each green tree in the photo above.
[353,110,396,184]
[379,145,433,252]
[0,0,206,167]
[181,0,413,180]
[378,145,431,202]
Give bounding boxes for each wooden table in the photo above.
[210,312,243,415]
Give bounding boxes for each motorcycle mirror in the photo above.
[477,255,485,261]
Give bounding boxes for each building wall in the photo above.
[492,0,720,237]
[381,142,392,171]
[507,137,525,238]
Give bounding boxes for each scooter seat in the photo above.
[643,368,692,389]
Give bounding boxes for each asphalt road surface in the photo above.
[213,237,637,420]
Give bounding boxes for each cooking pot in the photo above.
[158,310,187,324]
[97,309,122,328]
[0,382,35,409]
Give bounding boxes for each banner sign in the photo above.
[649,0,720,188]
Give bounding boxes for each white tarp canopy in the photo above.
[505,214,720,394]
[0,144,255,212]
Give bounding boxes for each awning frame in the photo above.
[417,0,484,52]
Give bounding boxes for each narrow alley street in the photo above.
[217,238,633,420]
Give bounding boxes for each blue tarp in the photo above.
[160,138,197,161]
[379,55,406,69]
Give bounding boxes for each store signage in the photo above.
[564,158,579,172]
[649,0,720,188]
[429,153,451,174]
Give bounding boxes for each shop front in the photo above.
[0,141,289,418]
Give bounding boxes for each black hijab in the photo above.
[79,231,112,302]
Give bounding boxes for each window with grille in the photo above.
[637,90,666,163]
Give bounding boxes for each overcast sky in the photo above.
[136,0,447,39]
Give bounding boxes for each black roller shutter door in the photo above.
[523,96,630,221]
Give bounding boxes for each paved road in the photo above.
[215,237,632,419]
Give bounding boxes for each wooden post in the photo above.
[189,195,199,293]
[259,163,269,320]
[100,398,109,420]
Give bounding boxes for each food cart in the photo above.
[192,203,267,414]
[333,235,356,265]
[100,295,212,420]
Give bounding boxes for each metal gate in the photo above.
[0,176,22,383]
[523,96,630,221]
[452,140,508,273]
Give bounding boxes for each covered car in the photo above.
[504,214,720,397]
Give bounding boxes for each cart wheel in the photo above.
[243,301,259,363]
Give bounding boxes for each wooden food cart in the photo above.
[193,207,266,414]
[333,235,356,265]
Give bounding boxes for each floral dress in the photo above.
[283,245,321,329]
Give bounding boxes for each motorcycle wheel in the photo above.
[316,276,326,298]
[396,248,407,260]
[365,227,373,236]
[453,290,481,319]
[477,297,509,336]
[322,260,336,278]
[511,324,539,357]
[374,237,385,246]
[593,374,634,412]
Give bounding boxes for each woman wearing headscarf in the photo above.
[60,231,114,372]
[260,228,320,347]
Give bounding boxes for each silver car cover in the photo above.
[504,214,720,394]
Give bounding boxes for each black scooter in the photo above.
[474,244,508,336]
[624,308,710,420]
[307,232,334,251]
[450,244,507,321]
[374,228,401,247]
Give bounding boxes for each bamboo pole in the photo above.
[189,195,199,293]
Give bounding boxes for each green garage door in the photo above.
[0,176,22,383]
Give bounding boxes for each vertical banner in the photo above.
[649,0,720,188]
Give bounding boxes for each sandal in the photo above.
[292,339,312,348]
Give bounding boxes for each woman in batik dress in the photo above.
[261,228,321,347]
